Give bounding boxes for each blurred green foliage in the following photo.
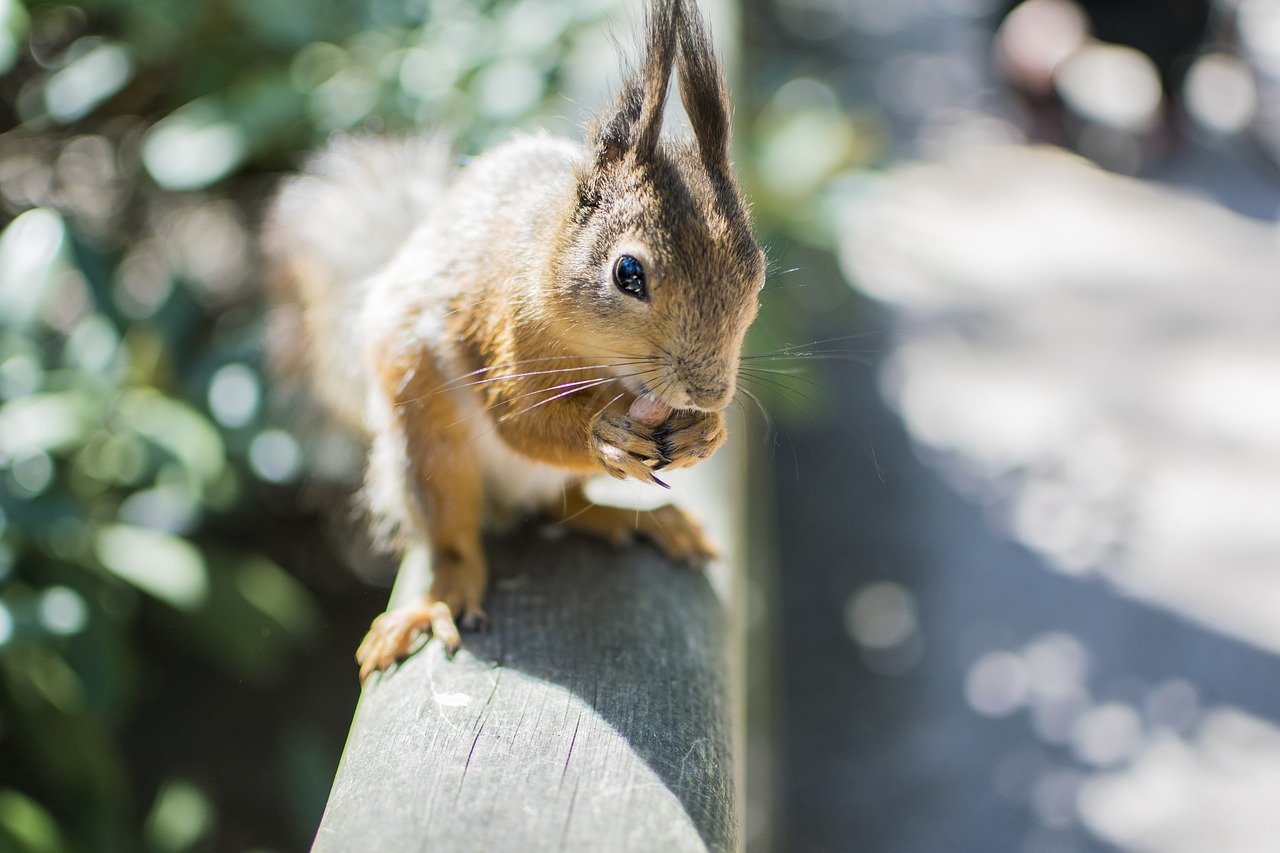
[0,0,619,850]
[0,0,874,847]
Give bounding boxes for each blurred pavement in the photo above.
[761,1,1280,851]
[805,141,1280,853]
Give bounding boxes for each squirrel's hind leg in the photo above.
[355,527,490,683]
[549,482,718,565]
[356,344,490,683]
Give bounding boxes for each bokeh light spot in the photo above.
[1144,680,1200,733]
[39,586,88,635]
[208,363,260,428]
[399,47,459,101]
[1032,767,1085,827]
[1030,686,1092,745]
[65,314,120,375]
[311,65,379,130]
[113,241,174,320]
[0,354,40,400]
[475,58,542,119]
[1184,52,1257,135]
[844,581,918,649]
[1054,43,1162,133]
[1072,702,1145,767]
[1023,632,1089,699]
[249,429,301,483]
[966,650,1029,717]
[9,449,54,496]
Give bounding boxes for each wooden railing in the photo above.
[313,460,744,852]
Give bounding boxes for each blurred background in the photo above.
[3,0,1280,850]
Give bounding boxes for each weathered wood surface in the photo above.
[313,526,737,852]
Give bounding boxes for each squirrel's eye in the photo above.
[613,254,647,300]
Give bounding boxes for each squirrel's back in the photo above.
[261,135,456,431]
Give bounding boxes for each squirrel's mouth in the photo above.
[611,362,734,413]
[616,374,691,412]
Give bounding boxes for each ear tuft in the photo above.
[675,2,731,167]
[587,0,680,170]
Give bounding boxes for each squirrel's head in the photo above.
[550,0,765,413]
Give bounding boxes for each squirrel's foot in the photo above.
[634,503,719,564]
[557,500,718,565]
[356,595,488,683]
[653,409,726,471]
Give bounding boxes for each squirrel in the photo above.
[261,0,765,682]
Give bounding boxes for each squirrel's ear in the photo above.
[676,2,731,168]
[589,0,678,168]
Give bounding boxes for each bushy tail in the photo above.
[261,135,455,432]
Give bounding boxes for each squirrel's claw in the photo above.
[356,596,487,683]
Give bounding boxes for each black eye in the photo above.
[613,254,647,300]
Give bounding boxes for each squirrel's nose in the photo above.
[683,375,734,412]
[674,353,736,411]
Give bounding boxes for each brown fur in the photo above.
[262,0,764,681]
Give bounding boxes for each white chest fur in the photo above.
[456,392,578,527]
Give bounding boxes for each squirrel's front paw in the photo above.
[654,409,726,471]
[591,409,669,485]
[589,407,726,485]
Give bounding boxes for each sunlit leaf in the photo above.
[45,40,133,124]
[155,551,318,683]
[0,601,13,646]
[115,388,226,488]
[144,779,214,853]
[0,0,30,77]
[94,523,208,611]
[0,209,67,331]
[235,556,319,640]
[0,788,64,853]
[142,101,247,192]
[24,645,86,714]
[0,391,94,456]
